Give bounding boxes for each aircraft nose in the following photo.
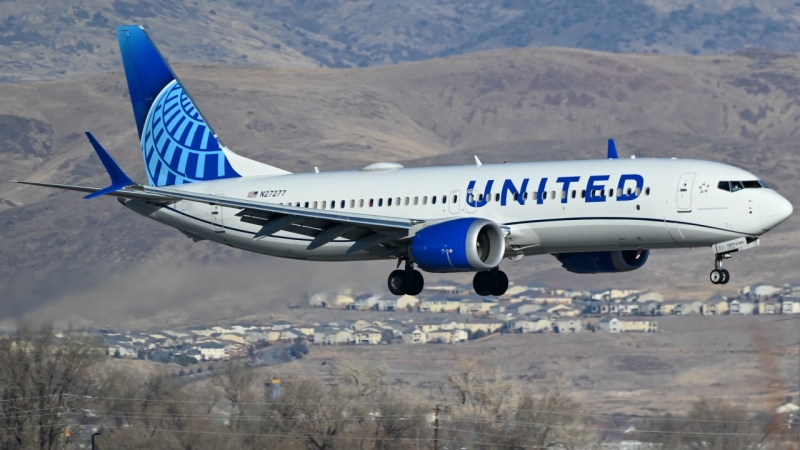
[759,190,793,230]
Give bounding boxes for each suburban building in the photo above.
[354,328,384,345]
[623,320,658,333]
[420,295,462,313]
[554,319,582,333]
[599,318,624,333]
[458,299,495,315]
[197,342,226,361]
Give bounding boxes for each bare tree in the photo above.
[0,323,104,450]
[654,398,763,450]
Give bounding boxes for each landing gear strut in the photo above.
[709,253,730,285]
[473,268,509,296]
[387,260,424,296]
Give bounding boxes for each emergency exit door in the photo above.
[676,173,695,212]
[211,194,225,232]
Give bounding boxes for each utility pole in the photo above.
[433,404,440,450]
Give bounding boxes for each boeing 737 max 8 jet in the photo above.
[12,26,794,296]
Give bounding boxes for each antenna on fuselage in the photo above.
[474,155,482,167]
[314,167,320,173]
[607,139,619,159]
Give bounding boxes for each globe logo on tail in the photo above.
[140,80,239,186]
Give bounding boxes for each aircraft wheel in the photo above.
[387,270,409,295]
[405,270,424,296]
[490,270,509,296]
[473,271,493,296]
[720,269,730,285]
[709,269,722,284]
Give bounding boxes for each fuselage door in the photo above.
[449,190,461,214]
[676,173,695,212]
[465,189,476,213]
[211,194,225,233]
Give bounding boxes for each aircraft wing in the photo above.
[143,185,421,253]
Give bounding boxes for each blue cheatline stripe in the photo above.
[503,216,752,236]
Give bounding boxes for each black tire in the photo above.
[387,270,408,295]
[490,270,509,296]
[709,269,722,284]
[720,269,730,285]
[473,271,492,296]
[405,270,424,296]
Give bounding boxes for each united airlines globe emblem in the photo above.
[140,80,238,186]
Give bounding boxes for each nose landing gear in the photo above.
[387,260,424,296]
[709,253,730,285]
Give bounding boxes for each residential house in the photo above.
[377,295,418,311]
[295,324,316,336]
[451,329,469,343]
[458,299,495,315]
[427,329,454,343]
[599,318,624,333]
[526,292,573,305]
[701,296,729,316]
[420,294,462,313]
[280,328,308,341]
[632,291,664,303]
[314,327,354,345]
[554,319,582,333]
[742,284,780,300]
[758,299,781,315]
[729,299,756,315]
[109,345,137,358]
[229,323,258,333]
[784,283,800,298]
[271,320,295,331]
[197,342,226,360]
[640,301,661,316]
[673,300,703,315]
[546,304,579,317]
[244,330,271,343]
[514,318,552,333]
[416,318,446,333]
[221,333,247,344]
[348,319,372,331]
[782,299,800,314]
[408,329,427,344]
[354,328,384,345]
[348,293,381,310]
[462,319,505,334]
[185,325,215,337]
[617,302,640,316]
[623,320,658,333]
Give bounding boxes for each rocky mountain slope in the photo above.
[1,46,799,326]
[2,0,800,81]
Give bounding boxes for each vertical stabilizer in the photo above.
[116,25,289,187]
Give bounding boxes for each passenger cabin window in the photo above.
[413,197,419,205]
[313,201,318,208]
[422,196,428,205]
[405,197,409,206]
[369,199,374,207]
[542,191,547,200]
[581,190,586,198]
[359,199,364,208]
[532,192,538,201]
[551,191,556,199]
[330,200,335,209]
[561,191,566,200]
[387,198,392,206]
[513,193,518,201]
[452,195,457,203]
[379,198,384,207]
[571,190,576,199]
[321,201,327,209]
[340,200,345,208]
[350,200,355,208]
[609,189,614,198]
[635,187,641,196]
[645,187,651,195]
[523,192,528,200]
[431,196,437,205]
[495,193,500,202]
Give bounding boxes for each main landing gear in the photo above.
[473,268,509,297]
[709,253,730,285]
[387,261,424,296]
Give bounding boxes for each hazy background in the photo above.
[1,0,800,330]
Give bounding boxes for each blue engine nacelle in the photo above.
[554,250,650,274]
[410,218,505,273]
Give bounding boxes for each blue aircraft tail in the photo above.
[116,25,288,186]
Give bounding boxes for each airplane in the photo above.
[12,25,794,297]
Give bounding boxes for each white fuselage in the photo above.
[124,158,791,264]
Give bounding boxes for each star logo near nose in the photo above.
[698,182,709,193]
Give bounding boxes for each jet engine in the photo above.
[410,218,504,273]
[554,250,649,273]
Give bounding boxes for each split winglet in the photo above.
[607,139,619,159]
[83,132,135,199]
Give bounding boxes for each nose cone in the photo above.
[759,190,793,230]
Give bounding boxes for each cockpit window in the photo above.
[719,180,766,192]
